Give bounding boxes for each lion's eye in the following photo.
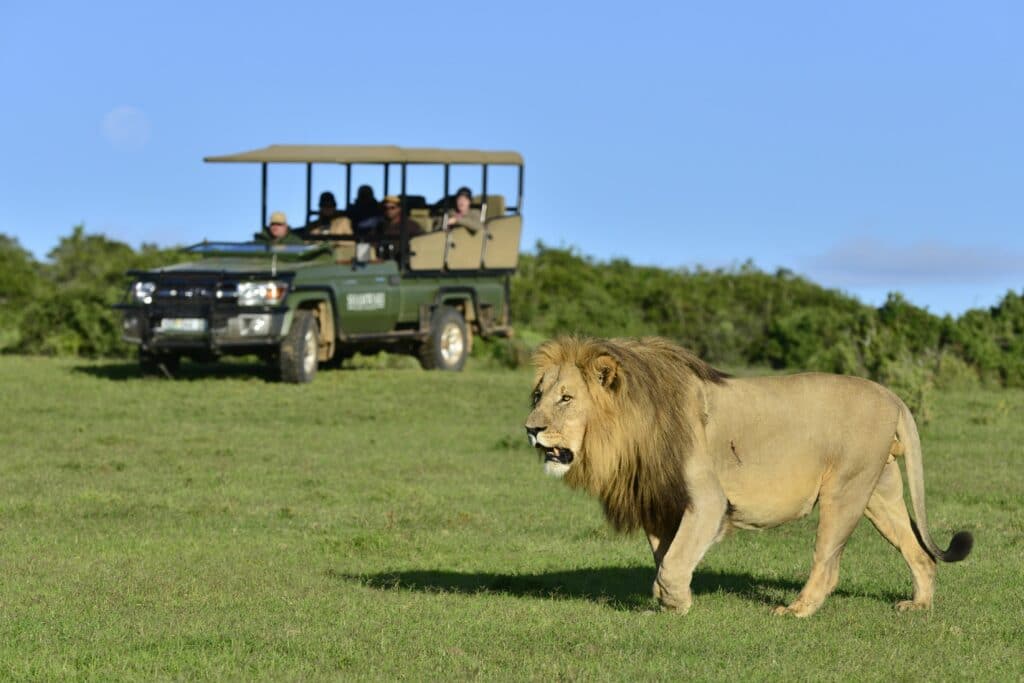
[531,391,542,407]
[560,395,573,403]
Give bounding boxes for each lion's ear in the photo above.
[592,354,621,392]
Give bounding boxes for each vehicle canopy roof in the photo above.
[204,145,523,166]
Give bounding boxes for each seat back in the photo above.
[482,215,522,270]
[328,216,353,236]
[408,230,447,271]
[473,194,506,221]
[332,242,357,262]
[409,208,433,233]
[445,225,485,270]
[403,195,427,211]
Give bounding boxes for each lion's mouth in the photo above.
[537,446,574,465]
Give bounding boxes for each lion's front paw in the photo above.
[655,580,692,614]
[895,599,930,612]
[772,600,818,618]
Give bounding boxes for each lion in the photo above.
[524,336,973,617]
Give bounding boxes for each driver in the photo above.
[255,211,304,245]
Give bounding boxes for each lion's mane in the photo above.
[533,336,728,539]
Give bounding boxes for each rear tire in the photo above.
[279,310,319,383]
[418,306,468,371]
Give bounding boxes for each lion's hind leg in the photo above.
[774,470,878,618]
[863,460,937,612]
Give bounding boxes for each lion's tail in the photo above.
[894,403,974,563]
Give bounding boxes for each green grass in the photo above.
[0,356,1021,681]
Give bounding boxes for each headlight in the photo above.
[237,281,289,306]
[131,281,156,304]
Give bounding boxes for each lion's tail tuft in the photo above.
[941,530,974,563]
[911,522,974,562]
[898,403,975,564]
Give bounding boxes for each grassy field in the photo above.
[0,355,1021,681]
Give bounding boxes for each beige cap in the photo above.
[381,195,401,207]
[269,211,287,225]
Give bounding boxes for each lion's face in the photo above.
[525,362,600,478]
[524,356,618,479]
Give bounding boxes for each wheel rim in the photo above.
[439,323,464,365]
[302,327,317,376]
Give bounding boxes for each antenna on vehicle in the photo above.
[480,164,488,222]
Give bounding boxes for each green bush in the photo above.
[933,349,981,390]
[876,351,935,422]
[471,336,532,370]
[1,230,1021,391]
[951,292,1024,387]
[2,226,192,358]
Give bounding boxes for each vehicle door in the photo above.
[333,263,402,334]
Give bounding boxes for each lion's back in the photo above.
[706,372,905,469]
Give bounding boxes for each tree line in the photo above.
[2,227,1021,399]
[506,245,1023,399]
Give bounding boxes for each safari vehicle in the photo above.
[116,145,524,382]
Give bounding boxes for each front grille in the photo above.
[155,285,214,301]
[151,274,236,304]
[129,272,292,314]
[142,274,234,330]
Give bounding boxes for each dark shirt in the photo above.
[378,217,424,242]
[375,217,424,261]
[349,200,380,234]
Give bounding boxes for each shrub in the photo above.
[2,226,191,358]
[932,349,981,390]
[876,351,935,423]
[1,230,1021,392]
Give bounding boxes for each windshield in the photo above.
[186,242,319,255]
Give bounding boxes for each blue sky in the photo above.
[2,1,1020,315]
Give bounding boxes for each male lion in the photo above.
[524,336,972,617]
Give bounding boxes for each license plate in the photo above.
[157,317,207,334]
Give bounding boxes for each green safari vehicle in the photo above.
[116,145,524,382]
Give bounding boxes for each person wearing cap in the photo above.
[376,195,424,259]
[439,186,483,234]
[255,211,304,245]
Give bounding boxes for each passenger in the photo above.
[301,191,352,238]
[255,211,304,245]
[377,195,424,259]
[349,185,380,236]
[439,186,484,233]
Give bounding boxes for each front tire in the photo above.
[279,309,319,383]
[418,305,468,371]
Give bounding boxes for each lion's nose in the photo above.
[525,426,545,446]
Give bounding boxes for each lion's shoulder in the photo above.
[614,336,729,386]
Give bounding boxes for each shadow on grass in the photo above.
[332,565,904,612]
[72,360,277,382]
[72,354,419,382]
